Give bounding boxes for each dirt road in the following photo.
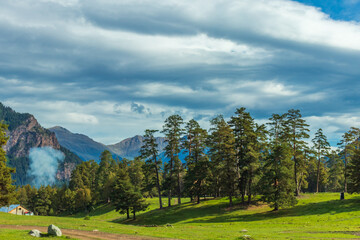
[0,224,176,240]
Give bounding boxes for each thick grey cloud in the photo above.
[1,0,360,145]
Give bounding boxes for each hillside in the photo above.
[1,193,360,239]
[0,103,82,185]
[49,126,113,161]
[108,135,167,159]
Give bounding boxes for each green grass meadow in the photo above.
[1,193,360,239]
[0,229,76,240]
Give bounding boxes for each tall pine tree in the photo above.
[261,116,297,210]
[140,129,163,209]
[208,116,237,207]
[183,119,210,204]
[312,128,330,193]
[284,109,310,196]
[0,122,16,207]
[162,115,184,206]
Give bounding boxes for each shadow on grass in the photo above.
[117,195,360,225]
[188,196,360,224]
[69,203,116,218]
[121,198,258,225]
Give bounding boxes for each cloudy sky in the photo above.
[1,0,360,145]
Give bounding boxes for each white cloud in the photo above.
[1,0,360,146]
[65,112,98,124]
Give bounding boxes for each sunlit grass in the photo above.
[1,193,360,239]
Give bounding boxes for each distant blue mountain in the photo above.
[107,135,167,159]
[49,126,114,161]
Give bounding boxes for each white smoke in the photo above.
[28,147,65,187]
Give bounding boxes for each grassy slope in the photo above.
[1,193,360,239]
[0,229,76,240]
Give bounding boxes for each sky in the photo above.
[1,0,360,146]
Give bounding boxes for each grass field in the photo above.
[1,193,360,239]
[0,229,76,240]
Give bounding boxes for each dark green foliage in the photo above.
[95,150,117,203]
[112,166,149,219]
[69,160,99,191]
[0,122,16,207]
[0,103,32,131]
[347,149,360,193]
[283,109,310,196]
[183,119,210,204]
[162,115,184,206]
[312,128,330,193]
[261,143,297,210]
[7,156,31,186]
[128,157,145,192]
[327,150,344,192]
[229,108,267,204]
[140,129,162,208]
[208,115,237,207]
[34,185,54,215]
[338,128,360,193]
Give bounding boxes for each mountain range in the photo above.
[49,127,167,161]
[1,102,167,186]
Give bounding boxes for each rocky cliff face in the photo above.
[5,116,60,158]
[0,103,82,185]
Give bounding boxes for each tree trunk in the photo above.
[133,211,136,220]
[229,193,233,207]
[197,180,201,204]
[126,208,130,219]
[168,156,173,207]
[240,174,246,204]
[247,176,252,204]
[274,203,279,211]
[154,156,163,209]
[294,157,299,196]
[316,154,321,193]
[177,170,181,205]
[168,189,172,207]
[293,137,300,196]
[344,148,348,193]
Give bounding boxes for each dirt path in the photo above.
[0,224,176,240]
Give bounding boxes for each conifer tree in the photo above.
[338,131,355,192]
[312,128,330,193]
[162,115,184,206]
[208,116,237,207]
[228,108,254,204]
[284,109,310,196]
[95,150,117,203]
[34,185,53,215]
[327,150,344,192]
[140,129,163,209]
[347,148,360,193]
[183,119,210,204]
[113,166,148,219]
[130,191,149,220]
[69,160,99,192]
[261,116,297,210]
[0,122,16,207]
[229,108,267,204]
[75,187,92,212]
[128,157,144,193]
[261,143,297,210]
